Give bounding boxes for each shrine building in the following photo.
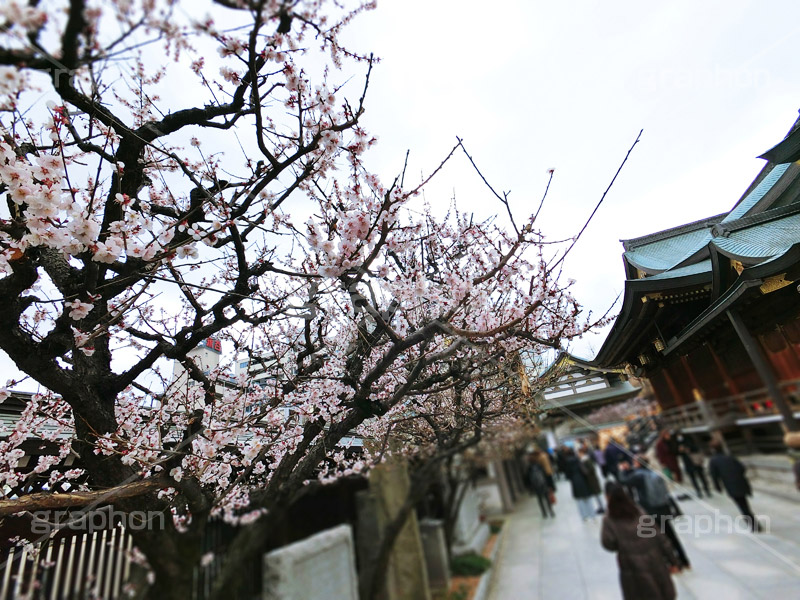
[593,112,800,453]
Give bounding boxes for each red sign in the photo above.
[205,338,222,353]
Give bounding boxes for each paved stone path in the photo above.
[487,474,800,599]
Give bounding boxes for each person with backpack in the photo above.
[601,481,679,600]
[619,457,691,570]
[535,448,556,493]
[528,451,556,518]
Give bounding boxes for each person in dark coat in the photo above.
[527,452,555,518]
[555,446,569,481]
[708,442,760,531]
[579,447,605,513]
[676,433,711,498]
[601,481,679,600]
[655,429,682,483]
[604,438,629,481]
[563,448,595,521]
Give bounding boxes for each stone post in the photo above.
[356,459,431,600]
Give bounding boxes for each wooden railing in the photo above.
[659,380,800,431]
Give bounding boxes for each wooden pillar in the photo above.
[662,367,683,408]
[680,354,703,399]
[650,381,666,407]
[707,343,739,395]
[727,309,799,432]
[741,427,757,454]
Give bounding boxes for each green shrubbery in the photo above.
[450,553,492,577]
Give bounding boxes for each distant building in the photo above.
[234,353,279,389]
[534,352,642,447]
[171,336,224,385]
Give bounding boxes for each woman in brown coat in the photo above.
[601,482,678,600]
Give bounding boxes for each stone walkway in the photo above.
[487,475,800,599]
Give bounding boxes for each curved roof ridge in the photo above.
[722,162,792,223]
[623,226,714,274]
[622,213,726,251]
[758,109,800,164]
[710,212,800,263]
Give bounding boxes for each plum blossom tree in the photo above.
[0,1,601,597]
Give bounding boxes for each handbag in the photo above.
[548,490,556,505]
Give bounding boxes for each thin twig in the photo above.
[457,137,519,235]
[548,129,643,275]
[534,169,554,222]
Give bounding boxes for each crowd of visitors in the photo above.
[525,429,764,600]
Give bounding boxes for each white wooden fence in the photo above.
[0,526,133,600]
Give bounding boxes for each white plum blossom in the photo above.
[200,552,215,567]
[65,299,94,320]
[92,238,124,263]
[176,244,198,259]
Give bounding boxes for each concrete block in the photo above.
[741,454,798,500]
[452,521,490,557]
[418,519,450,593]
[263,524,358,600]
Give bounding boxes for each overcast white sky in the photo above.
[3,0,800,391]
[344,0,800,358]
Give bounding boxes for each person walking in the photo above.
[563,448,595,521]
[708,442,760,531]
[555,446,569,481]
[676,433,711,498]
[619,457,691,570]
[785,432,800,492]
[655,429,683,483]
[535,448,556,492]
[547,447,560,481]
[579,447,605,513]
[528,452,556,518]
[601,481,679,600]
[604,438,629,482]
[593,443,608,478]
